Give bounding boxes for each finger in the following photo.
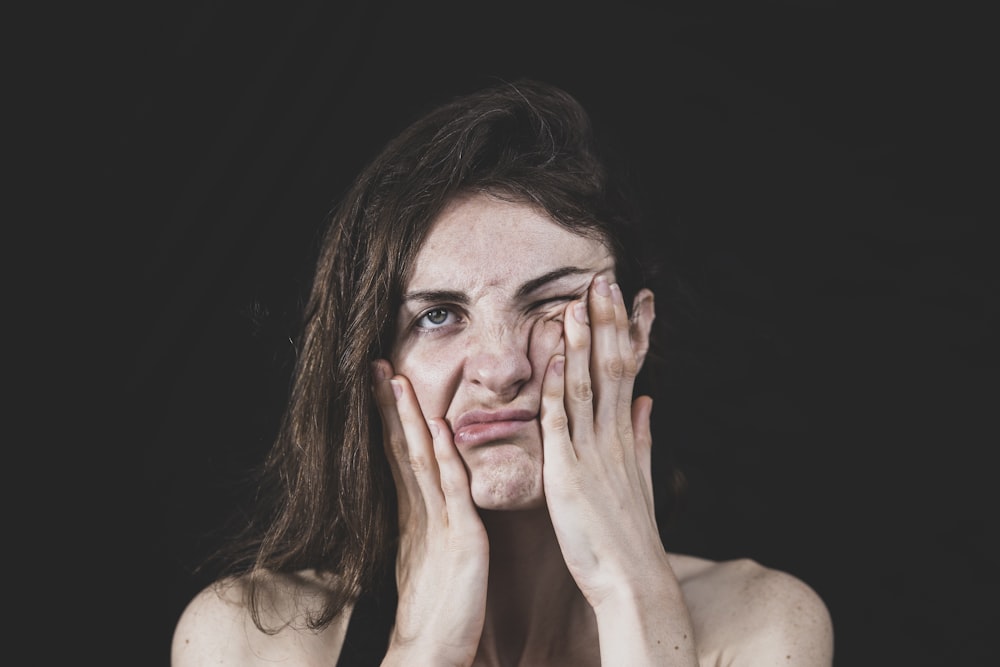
[629,289,656,368]
[428,418,481,530]
[528,313,565,359]
[541,354,580,505]
[372,359,420,510]
[611,282,641,435]
[389,373,445,515]
[561,298,594,442]
[540,353,576,468]
[631,395,656,514]
[587,275,626,431]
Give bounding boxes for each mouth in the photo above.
[452,409,537,447]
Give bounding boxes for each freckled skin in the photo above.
[476,444,538,503]
[390,193,614,510]
[172,191,834,667]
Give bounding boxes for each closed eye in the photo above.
[528,294,583,312]
[527,294,584,322]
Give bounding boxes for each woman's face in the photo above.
[389,192,620,510]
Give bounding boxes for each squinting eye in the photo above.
[530,296,577,320]
[416,307,455,329]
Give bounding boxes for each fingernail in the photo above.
[553,355,565,376]
[428,421,439,437]
[595,275,611,296]
[390,379,402,399]
[573,300,588,324]
[610,282,622,303]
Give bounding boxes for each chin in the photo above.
[466,445,544,510]
[472,487,546,511]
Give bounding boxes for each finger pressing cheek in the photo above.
[528,315,565,360]
[562,298,591,357]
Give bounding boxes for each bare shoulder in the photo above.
[170,570,354,667]
[668,553,834,666]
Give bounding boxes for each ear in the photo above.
[629,288,656,371]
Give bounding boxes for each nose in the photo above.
[463,320,540,398]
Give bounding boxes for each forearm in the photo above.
[381,649,470,667]
[593,564,699,666]
[381,637,475,667]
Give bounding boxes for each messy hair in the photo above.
[217,78,677,631]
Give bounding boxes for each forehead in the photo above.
[407,193,613,291]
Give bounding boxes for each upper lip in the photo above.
[453,408,537,432]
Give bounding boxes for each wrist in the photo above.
[591,560,698,666]
[382,635,475,667]
[587,542,673,608]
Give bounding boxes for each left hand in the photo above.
[539,274,668,608]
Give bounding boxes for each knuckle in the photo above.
[407,453,429,474]
[545,413,570,433]
[572,379,593,402]
[439,474,460,497]
[592,304,616,325]
[605,357,625,380]
[387,434,408,456]
[568,333,590,350]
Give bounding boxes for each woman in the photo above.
[171,79,834,665]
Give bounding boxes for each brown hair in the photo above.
[217,78,677,631]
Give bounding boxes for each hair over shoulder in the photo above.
[210,78,678,632]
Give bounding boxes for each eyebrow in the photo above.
[401,266,593,305]
[514,266,593,298]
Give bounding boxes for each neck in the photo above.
[475,507,596,666]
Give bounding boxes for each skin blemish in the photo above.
[390,194,616,510]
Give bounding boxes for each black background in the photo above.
[109,1,994,664]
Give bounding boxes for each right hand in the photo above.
[372,359,489,667]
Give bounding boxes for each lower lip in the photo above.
[453,420,534,447]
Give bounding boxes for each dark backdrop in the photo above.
[117,2,994,665]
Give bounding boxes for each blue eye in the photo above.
[416,307,456,329]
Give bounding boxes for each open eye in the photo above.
[416,307,458,330]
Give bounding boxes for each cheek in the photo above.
[392,348,457,418]
[528,317,566,369]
